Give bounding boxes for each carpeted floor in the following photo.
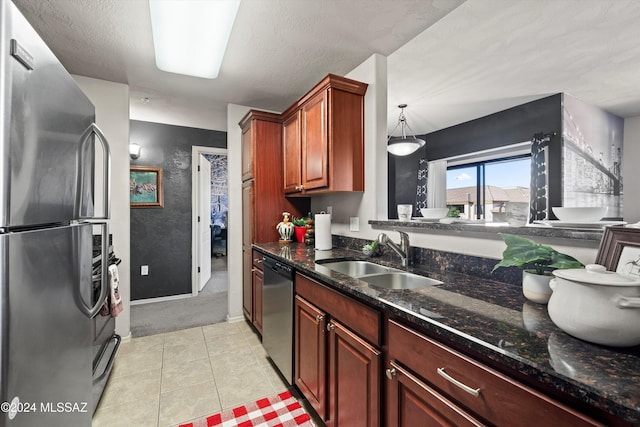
[130,257,228,337]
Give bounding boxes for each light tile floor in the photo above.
[92,321,290,427]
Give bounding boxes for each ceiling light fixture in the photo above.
[148,0,241,79]
[387,104,426,156]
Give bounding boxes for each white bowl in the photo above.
[552,207,606,222]
[420,208,449,219]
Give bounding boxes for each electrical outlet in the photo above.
[350,217,360,231]
[326,206,333,215]
[141,265,149,276]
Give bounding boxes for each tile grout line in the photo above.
[204,328,225,419]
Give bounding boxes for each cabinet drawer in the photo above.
[386,361,484,427]
[296,273,380,346]
[252,250,264,270]
[387,320,603,427]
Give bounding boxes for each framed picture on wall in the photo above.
[130,166,164,208]
[595,226,640,276]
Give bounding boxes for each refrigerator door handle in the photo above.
[77,123,112,220]
[77,222,109,318]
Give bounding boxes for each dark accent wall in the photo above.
[388,94,563,218]
[129,120,226,300]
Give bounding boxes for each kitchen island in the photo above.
[253,242,640,426]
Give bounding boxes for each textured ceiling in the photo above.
[12,0,640,134]
[13,0,463,131]
[388,0,640,134]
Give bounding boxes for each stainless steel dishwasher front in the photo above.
[262,255,295,384]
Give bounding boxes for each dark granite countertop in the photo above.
[253,242,640,425]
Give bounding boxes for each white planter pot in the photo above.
[522,270,553,304]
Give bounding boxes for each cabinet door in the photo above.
[241,181,254,321]
[295,296,327,421]
[252,267,263,333]
[283,111,302,194]
[386,361,485,427]
[301,90,329,191]
[242,181,254,247]
[242,248,252,320]
[327,319,381,427]
[241,122,253,181]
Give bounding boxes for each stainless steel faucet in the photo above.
[377,231,410,268]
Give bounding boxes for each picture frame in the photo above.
[595,226,640,276]
[130,166,164,208]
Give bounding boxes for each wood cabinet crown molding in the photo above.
[238,110,282,129]
[281,73,368,118]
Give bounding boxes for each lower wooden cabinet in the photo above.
[252,255,264,333]
[294,273,381,427]
[327,319,381,427]
[243,249,263,334]
[386,319,603,427]
[386,361,484,427]
[241,249,252,320]
[295,295,327,419]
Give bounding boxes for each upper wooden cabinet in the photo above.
[240,110,281,182]
[282,74,368,195]
[239,111,309,329]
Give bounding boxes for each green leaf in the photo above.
[492,233,583,273]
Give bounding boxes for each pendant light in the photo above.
[387,104,426,156]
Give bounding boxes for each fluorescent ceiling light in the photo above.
[149,0,241,79]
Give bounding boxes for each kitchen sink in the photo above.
[316,260,442,290]
[318,260,396,277]
[363,272,443,290]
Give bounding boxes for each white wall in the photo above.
[130,96,227,132]
[73,75,132,338]
[311,53,389,232]
[226,104,251,321]
[623,115,640,223]
[309,53,603,265]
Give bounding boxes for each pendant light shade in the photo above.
[387,104,426,156]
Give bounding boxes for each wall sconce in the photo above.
[129,143,141,159]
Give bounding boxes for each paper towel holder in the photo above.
[314,211,332,251]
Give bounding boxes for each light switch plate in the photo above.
[141,265,149,276]
[350,217,359,231]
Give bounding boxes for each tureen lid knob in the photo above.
[585,264,607,273]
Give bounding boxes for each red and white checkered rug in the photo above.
[179,391,313,427]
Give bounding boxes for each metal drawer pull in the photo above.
[326,323,335,332]
[316,314,324,322]
[437,368,481,397]
[385,368,396,380]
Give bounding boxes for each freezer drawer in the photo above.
[0,224,94,426]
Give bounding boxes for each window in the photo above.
[445,143,531,224]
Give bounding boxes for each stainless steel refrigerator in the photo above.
[0,1,111,425]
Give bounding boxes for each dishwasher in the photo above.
[262,255,295,384]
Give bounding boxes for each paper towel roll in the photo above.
[314,213,332,250]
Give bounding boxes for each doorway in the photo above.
[191,146,228,297]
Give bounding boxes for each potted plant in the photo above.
[362,240,378,256]
[292,217,308,243]
[492,234,584,304]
